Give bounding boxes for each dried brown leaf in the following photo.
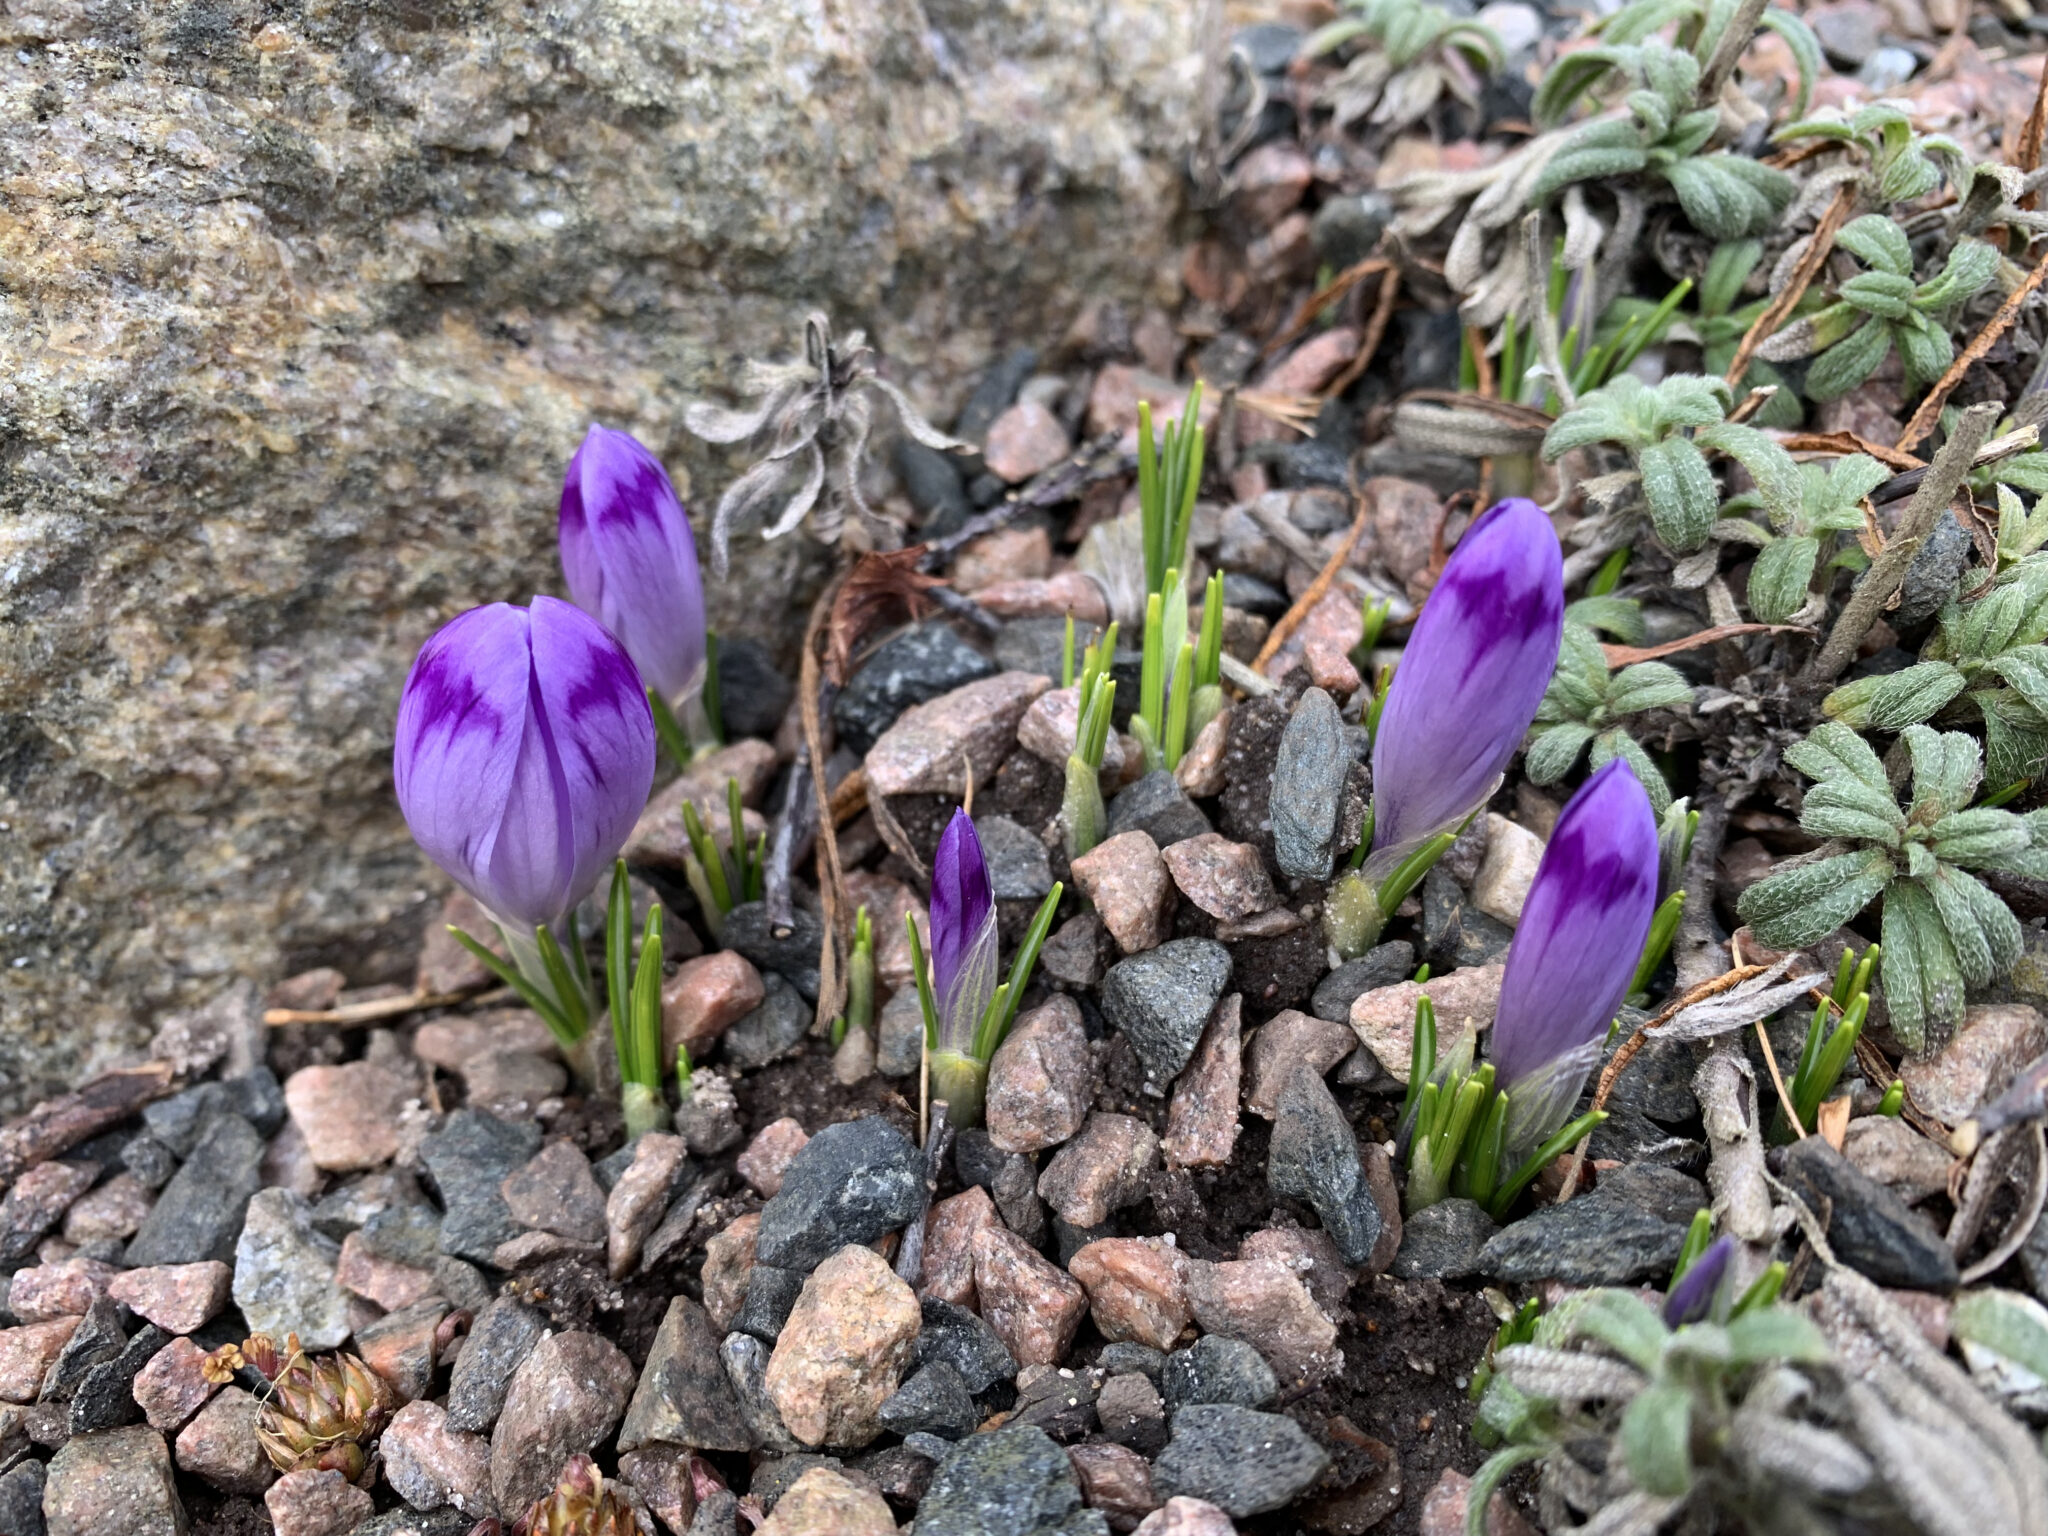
[826,546,947,684]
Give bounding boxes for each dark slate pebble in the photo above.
[1777,1137,1959,1291]
[1477,1165,1703,1285]
[1095,1342,1165,1383]
[1099,939,1233,1086]
[1097,1370,1167,1456]
[1268,1064,1384,1264]
[124,1112,264,1266]
[1390,1198,1497,1280]
[1398,307,1464,394]
[141,1069,286,1156]
[358,1203,444,1269]
[1220,573,1287,618]
[1105,772,1213,850]
[40,1296,124,1403]
[898,438,974,539]
[976,815,1054,901]
[1896,510,1970,627]
[1152,1404,1332,1518]
[755,1116,926,1273]
[953,1132,1048,1247]
[1010,1364,1104,1440]
[1160,1335,1277,1414]
[993,614,1091,683]
[735,1263,805,1343]
[353,1513,476,1536]
[833,623,996,755]
[915,1298,1017,1394]
[1311,942,1415,1024]
[1271,687,1349,881]
[957,348,1041,442]
[0,1460,42,1536]
[714,636,795,741]
[1421,867,1512,971]
[752,1454,845,1513]
[912,1423,1108,1536]
[446,1296,549,1434]
[721,902,825,1002]
[69,1325,167,1433]
[1310,192,1392,271]
[723,973,812,1070]
[118,1134,177,1192]
[879,1361,980,1440]
[418,1109,543,1266]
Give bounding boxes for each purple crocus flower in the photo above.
[558,424,707,704]
[1369,497,1563,872]
[1488,759,1659,1155]
[930,810,999,1054]
[1664,1235,1734,1327]
[394,596,657,931]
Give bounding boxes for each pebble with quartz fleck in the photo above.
[606,1132,689,1279]
[764,1244,922,1449]
[175,1384,274,1495]
[445,1296,549,1435]
[1163,994,1242,1171]
[986,997,1099,1155]
[1100,939,1233,1089]
[380,1398,496,1517]
[1069,1237,1191,1353]
[107,1261,233,1335]
[489,1331,636,1512]
[133,1335,219,1432]
[1070,830,1177,954]
[975,1225,1090,1369]
[43,1424,187,1536]
[1039,1113,1160,1228]
[266,1468,376,1536]
[756,1116,925,1273]
[738,1118,812,1198]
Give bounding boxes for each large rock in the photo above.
[0,0,1202,1109]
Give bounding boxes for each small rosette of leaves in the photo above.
[1526,623,1692,814]
[1542,0,1820,121]
[1530,43,1793,240]
[1306,0,1504,132]
[1773,103,1962,210]
[1599,241,1805,428]
[1542,374,1798,554]
[1756,217,1999,402]
[1736,722,2048,1048]
[1717,453,1887,624]
[1824,551,2048,785]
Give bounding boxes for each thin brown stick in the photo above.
[1696,0,1769,107]
[1725,183,1856,389]
[1896,245,2048,453]
[2021,58,2048,210]
[799,576,849,1033]
[1754,1018,1806,1138]
[264,985,488,1027]
[1262,258,1394,359]
[829,767,868,825]
[1250,493,1375,672]
[1322,267,1403,401]
[1466,327,1497,401]
[1803,401,2003,686]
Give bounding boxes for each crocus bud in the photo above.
[930,810,999,1057]
[1488,759,1658,1156]
[395,597,656,931]
[1369,497,1563,873]
[558,424,708,704]
[1664,1235,1733,1327]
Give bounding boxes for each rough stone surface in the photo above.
[1134,1497,1237,1535]
[418,1111,542,1266]
[621,1296,754,1454]
[1019,688,1127,778]
[987,998,1099,1156]
[266,1469,375,1536]
[1163,995,1242,1170]
[0,1462,41,1536]
[1311,943,1414,1024]
[757,1465,900,1536]
[0,1320,80,1403]
[1100,940,1233,1088]
[380,1399,495,1519]
[1900,1004,2048,1122]
[1039,1114,1160,1228]
[877,1360,980,1441]
[1419,1466,1541,1536]
[1,1,1203,1109]
[1270,688,1350,881]
[913,1297,1016,1394]
[1391,1199,1498,1281]
[662,952,766,1058]
[1779,1138,1960,1291]
[0,1162,94,1270]
[605,1133,689,1281]
[357,1298,450,1404]
[445,1297,549,1437]
[1070,832,1176,955]
[43,1425,186,1536]
[764,1245,922,1449]
[915,1424,1109,1536]
[974,1226,1090,1368]
[489,1332,636,1513]
[1468,814,1545,927]
[1068,1441,1158,1529]
[1161,834,1278,922]
[1153,1404,1329,1517]
[1245,1011,1357,1117]
[1069,1238,1191,1352]
[107,1263,232,1336]
[500,1140,607,1245]
[1842,1116,1951,1203]
[1351,966,1505,1082]
[133,1336,219,1433]
[1106,772,1213,850]
[233,1189,351,1351]
[865,673,1051,797]
[702,1213,763,1333]
[70,1322,170,1434]
[739,1119,813,1199]
[8,1259,116,1324]
[174,1385,273,1497]
[61,1173,152,1245]
[1268,1064,1383,1266]
[835,623,999,755]
[1479,1167,1704,1286]
[757,1116,925,1274]
[918,1186,1002,1311]
[284,1064,412,1173]
[1184,1257,1340,1392]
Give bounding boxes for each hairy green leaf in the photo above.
[1607,662,1694,715]
[1638,435,1719,553]
[1526,722,1597,785]
[1590,728,1673,815]
[1785,721,1890,792]
[1738,849,1893,947]
[1697,422,1800,527]
[1902,723,1982,819]
[1835,214,1913,276]
[1800,779,1905,848]
[1883,877,1965,1051]
[1621,1384,1694,1498]
[1805,315,1892,402]
[1748,534,1819,623]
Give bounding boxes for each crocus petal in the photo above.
[930,810,999,1054]
[1664,1235,1734,1327]
[559,425,707,702]
[394,603,535,915]
[1371,498,1563,866]
[526,595,658,922]
[1489,759,1659,1147]
[395,598,655,931]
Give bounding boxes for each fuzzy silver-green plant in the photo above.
[1755,217,1999,402]
[1736,722,2048,1048]
[1530,43,1794,240]
[1541,373,1800,553]
[1305,0,1504,134]
[1526,622,1692,814]
[1539,0,1821,124]
[1772,103,1963,210]
[1717,453,1888,624]
[1824,550,2048,785]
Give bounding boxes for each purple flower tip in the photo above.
[930,810,999,1055]
[1488,758,1660,1149]
[559,424,707,703]
[1371,498,1563,867]
[394,595,656,930]
[1665,1235,1734,1327]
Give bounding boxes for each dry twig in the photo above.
[1896,249,2048,453]
[1251,494,1376,671]
[1725,183,1856,389]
